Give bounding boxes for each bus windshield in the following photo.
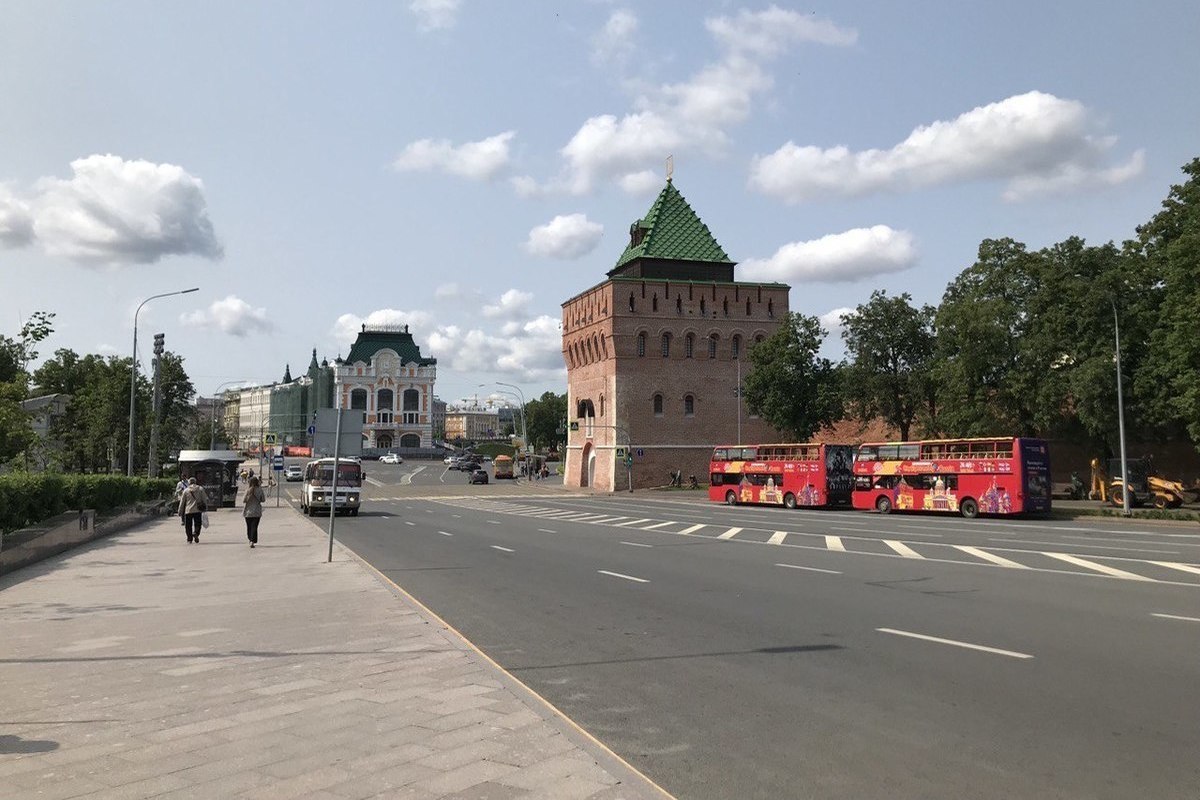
[308,463,362,487]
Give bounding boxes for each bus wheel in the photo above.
[960,498,979,518]
[876,495,891,514]
[725,490,737,505]
[784,493,797,509]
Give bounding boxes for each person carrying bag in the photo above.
[242,475,266,548]
[177,477,208,544]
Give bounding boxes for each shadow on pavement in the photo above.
[511,642,843,671]
[0,734,59,754]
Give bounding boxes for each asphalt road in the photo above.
[278,461,1200,799]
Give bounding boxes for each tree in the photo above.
[525,391,567,451]
[742,313,842,440]
[841,290,937,440]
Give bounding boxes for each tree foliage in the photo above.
[743,313,842,441]
[524,391,567,451]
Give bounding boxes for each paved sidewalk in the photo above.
[0,501,671,800]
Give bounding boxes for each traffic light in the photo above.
[153,332,165,356]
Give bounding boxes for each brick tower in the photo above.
[562,179,790,491]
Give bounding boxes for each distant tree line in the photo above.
[743,157,1200,458]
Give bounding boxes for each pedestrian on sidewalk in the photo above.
[177,478,207,543]
[243,475,266,548]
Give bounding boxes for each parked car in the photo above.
[459,461,480,472]
[468,469,489,485]
[283,464,304,482]
[379,453,403,464]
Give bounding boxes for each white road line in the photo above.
[1149,561,1200,576]
[491,545,514,553]
[877,628,1034,660]
[589,516,630,524]
[678,523,706,534]
[452,514,461,518]
[954,545,1029,569]
[614,518,654,527]
[1043,553,1153,581]
[598,569,649,583]
[572,514,614,522]
[767,531,788,545]
[717,527,743,540]
[365,476,385,487]
[884,540,923,559]
[403,521,415,527]
[992,537,1180,554]
[825,535,846,552]
[642,521,676,530]
[621,541,654,548]
[487,520,501,525]
[437,530,453,536]
[1151,612,1200,623]
[775,562,841,575]
[537,529,557,534]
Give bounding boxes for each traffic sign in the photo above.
[569,421,579,431]
[272,455,284,471]
[625,455,634,468]
[615,447,626,459]
[636,448,644,458]
[307,425,316,436]
[264,433,277,445]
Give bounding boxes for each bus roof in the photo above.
[711,442,852,449]
[856,436,1038,447]
[178,449,243,462]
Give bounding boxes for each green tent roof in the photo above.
[342,327,436,366]
[611,181,734,272]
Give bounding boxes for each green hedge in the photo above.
[0,474,176,534]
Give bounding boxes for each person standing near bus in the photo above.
[243,475,266,548]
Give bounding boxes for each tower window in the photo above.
[685,333,694,359]
[637,333,646,357]
[661,333,671,358]
[708,334,718,359]
[684,395,695,416]
[653,394,663,415]
[732,335,741,359]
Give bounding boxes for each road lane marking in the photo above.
[487,520,501,525]
[717,527,743,540]
[678,524,706,534]
[642,521,676,530]
[613,518,654,527]
[437,530,453,536]
[992,537,1180,554]
[365,476,385,486]
[877,628,1033,660]
[621,541,654,548]
[537,529,557,534]
[491,545,514,553]
[404,521,415,527]
[825,535,845,552]
[1149,561,1200,576]
[1043,553,1153,580]
[954,545,1029,569]
[775,562,841,574]
[884,540,923,558]
[767,531,788,545]
[1151,612,1200,623]
[598,570,649,583]
[589,516,630,524]
[452,514,461,518]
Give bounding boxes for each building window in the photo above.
[653,394,663,416]
[732,335,741,359]
[723,297,729,316]
[708,334,718,359]
[350,389,367,410]
[755,334,765,344]
[378,411,394,424]
[684,394,695,416]
[676,297,682,314]
[661,333,671,358]
[403,389,419,412]
[599,395,605,416]
[402,412,419,425]
[629,294,636,312]
[685,333,694,358]
[637,333,646,357]
[652,294,658,312]
[378,388,393,411]
[700,297,706,315]
[768,299,774,318]
[600,333,607,358]
[746,298,752,315]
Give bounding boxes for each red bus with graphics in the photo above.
[709,443,855,508]
[852,437,1051,518]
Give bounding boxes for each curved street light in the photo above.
[127,288,199,476]
[495,382,529,453]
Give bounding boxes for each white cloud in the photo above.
[617,170,661,195]
[592,9,638,66]
[434,283,462,300]
[0,155,223,265]
[0,183,34,247]
[409,0,460,31]
[529,7,856,195]
[482,289,534,319]
[181,296,273,337]
[524,213,604,259]
[393,131,515,181]
[331,308,436,349]
[739,226,917,283]
[819,307,855,337]
[749,91,1144,203]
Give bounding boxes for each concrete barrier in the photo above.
[0,502,169,578]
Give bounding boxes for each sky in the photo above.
[2,1,1198,408]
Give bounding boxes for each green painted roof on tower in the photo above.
[612,180,733,271]
[342,326,437,367]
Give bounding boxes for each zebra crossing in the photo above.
[424,498,1200,587]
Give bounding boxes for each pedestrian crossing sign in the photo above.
[615,447,626,459]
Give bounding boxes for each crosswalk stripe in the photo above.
[1043,553,1153,580]
[614,518,654,527]
[641,521,676,530]
[678,524,706,534]
[1149,561,1200,576]
[718,527,743,540]
[955,545,1029,569]
[825,535,845,552]
[884,540,922,558]
[767,531,788,545]
[589,516,630,524]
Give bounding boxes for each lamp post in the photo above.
[127,288,199,476]
[1113,300,1131,517]
[496,382,529,453]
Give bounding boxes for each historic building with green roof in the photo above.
[562,178,790,491]
[335,324,437,450]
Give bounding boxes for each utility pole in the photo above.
[147,333,165,478]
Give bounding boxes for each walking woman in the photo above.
[243,475,266,548]
[177,477,207,543]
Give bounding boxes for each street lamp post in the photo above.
[127,288,199,476]
[496,382,529,452]
[1113,301,1131,517]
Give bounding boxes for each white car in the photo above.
[380,453,403,464]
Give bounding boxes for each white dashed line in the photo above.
[620,541,654,548]
[1151,612,1200,623]
[641,521,677,530]
[677,524,705,534]
[954,545,1029,569]
[487,520,501,525]
[825,535,845,552]
[775,562,841,575]
[884,540,923,559]
[717,527,742,540]
[537,529,557,534]
[1043,553,1153,581]
[491,545,514,553]
[877,628,1033,660]
[437,530,453,537]
[1149,561,1200,576]
[404,521,415,527]
[614,518,654,527]
[767,531,788,545]
[598,570,649,584]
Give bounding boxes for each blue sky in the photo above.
[2,1,1197,407]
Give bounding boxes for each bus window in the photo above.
[739,447,758,460]
[878,445,900,461]
[996,442,1013,458]
[857,446,879,462]
[898,444,920,461]
[854,475,873,490]
[970,442,994,457]
[712,448,728,461]
[873,475,899,490]
[711,472,725,486]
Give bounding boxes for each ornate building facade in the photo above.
[562,179,790,491]
[335,324,437,449]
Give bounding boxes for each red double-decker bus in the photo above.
[851,437,1051,518]
[709,443,855,508]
